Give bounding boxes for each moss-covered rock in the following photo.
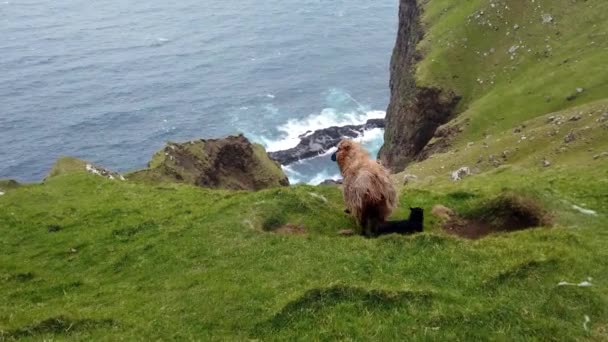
[128,134,289,190]
[0,179,20,190]
[0,179,20,195]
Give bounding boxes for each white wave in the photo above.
[261,108,385,152]
[308,170,342,186]
[282,165,304,184]
[150,37,170,47]
[319,146,338,157]
[282,164,304,177]
[356,127,385,160]
[356,127,384,143]
[283,164,341,186]
[266,94,276,99]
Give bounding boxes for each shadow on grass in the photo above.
[2,316,117,340]
[482,259,560,292]
[253,285,434,336]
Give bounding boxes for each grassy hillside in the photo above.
[1,162,607,340]
[417,0,608,142]
[402,99,608,180]
[2,0,607,340]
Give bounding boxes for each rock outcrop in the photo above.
[378,0,460,172]
[129,134,289,190]
[0,179,20,195]
[0,179,20,189]
[268,119,384,165]
[318,179,343,186]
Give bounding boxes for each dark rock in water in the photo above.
[318,179,343,186]
[129,134,289,190]
[298,130,313,139]
[268,119,385,165]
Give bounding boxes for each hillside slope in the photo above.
[1,163,607,340]
[2,0,608,340]
[380,0,608,171]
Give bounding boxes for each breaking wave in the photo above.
[258,108,385,153]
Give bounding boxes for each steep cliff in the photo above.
[380,0,608,173]
[378,0,460,172]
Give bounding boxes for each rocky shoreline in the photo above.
[6,120,390,190]
[267,118,384,165]
[6,119,389,191]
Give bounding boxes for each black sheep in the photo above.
[375,207,424,236]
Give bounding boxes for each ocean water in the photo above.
[0,0,397,183]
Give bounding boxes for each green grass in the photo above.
[417,0,608,142]
[252,143,292,186]
[46,157,89,179]
[399,99,608,183]
[1,165,607,340]
[2,1,608,340]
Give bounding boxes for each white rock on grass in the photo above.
[85,163,125,181]
[572,205,598,216]
[557,277,593,287]
[451,167,471,181]
[242,220,254,230]
[0,191,5,196]
[85,163,102,176]
[584,315,591,331]
[403,174,418,185]
[309,192,328,203]
[593,152,608,160]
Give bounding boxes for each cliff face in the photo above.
[378,0,460,172]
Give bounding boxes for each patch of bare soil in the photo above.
[437,194,552,239]
[274,224,307,235]
[337,229,357,236]
[442,217,498,239]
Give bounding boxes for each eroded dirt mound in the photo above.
[436,194,551,239]
[128,134,289,190]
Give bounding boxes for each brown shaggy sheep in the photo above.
[331,140,397,236]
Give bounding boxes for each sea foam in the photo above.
[260,108,385,152]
